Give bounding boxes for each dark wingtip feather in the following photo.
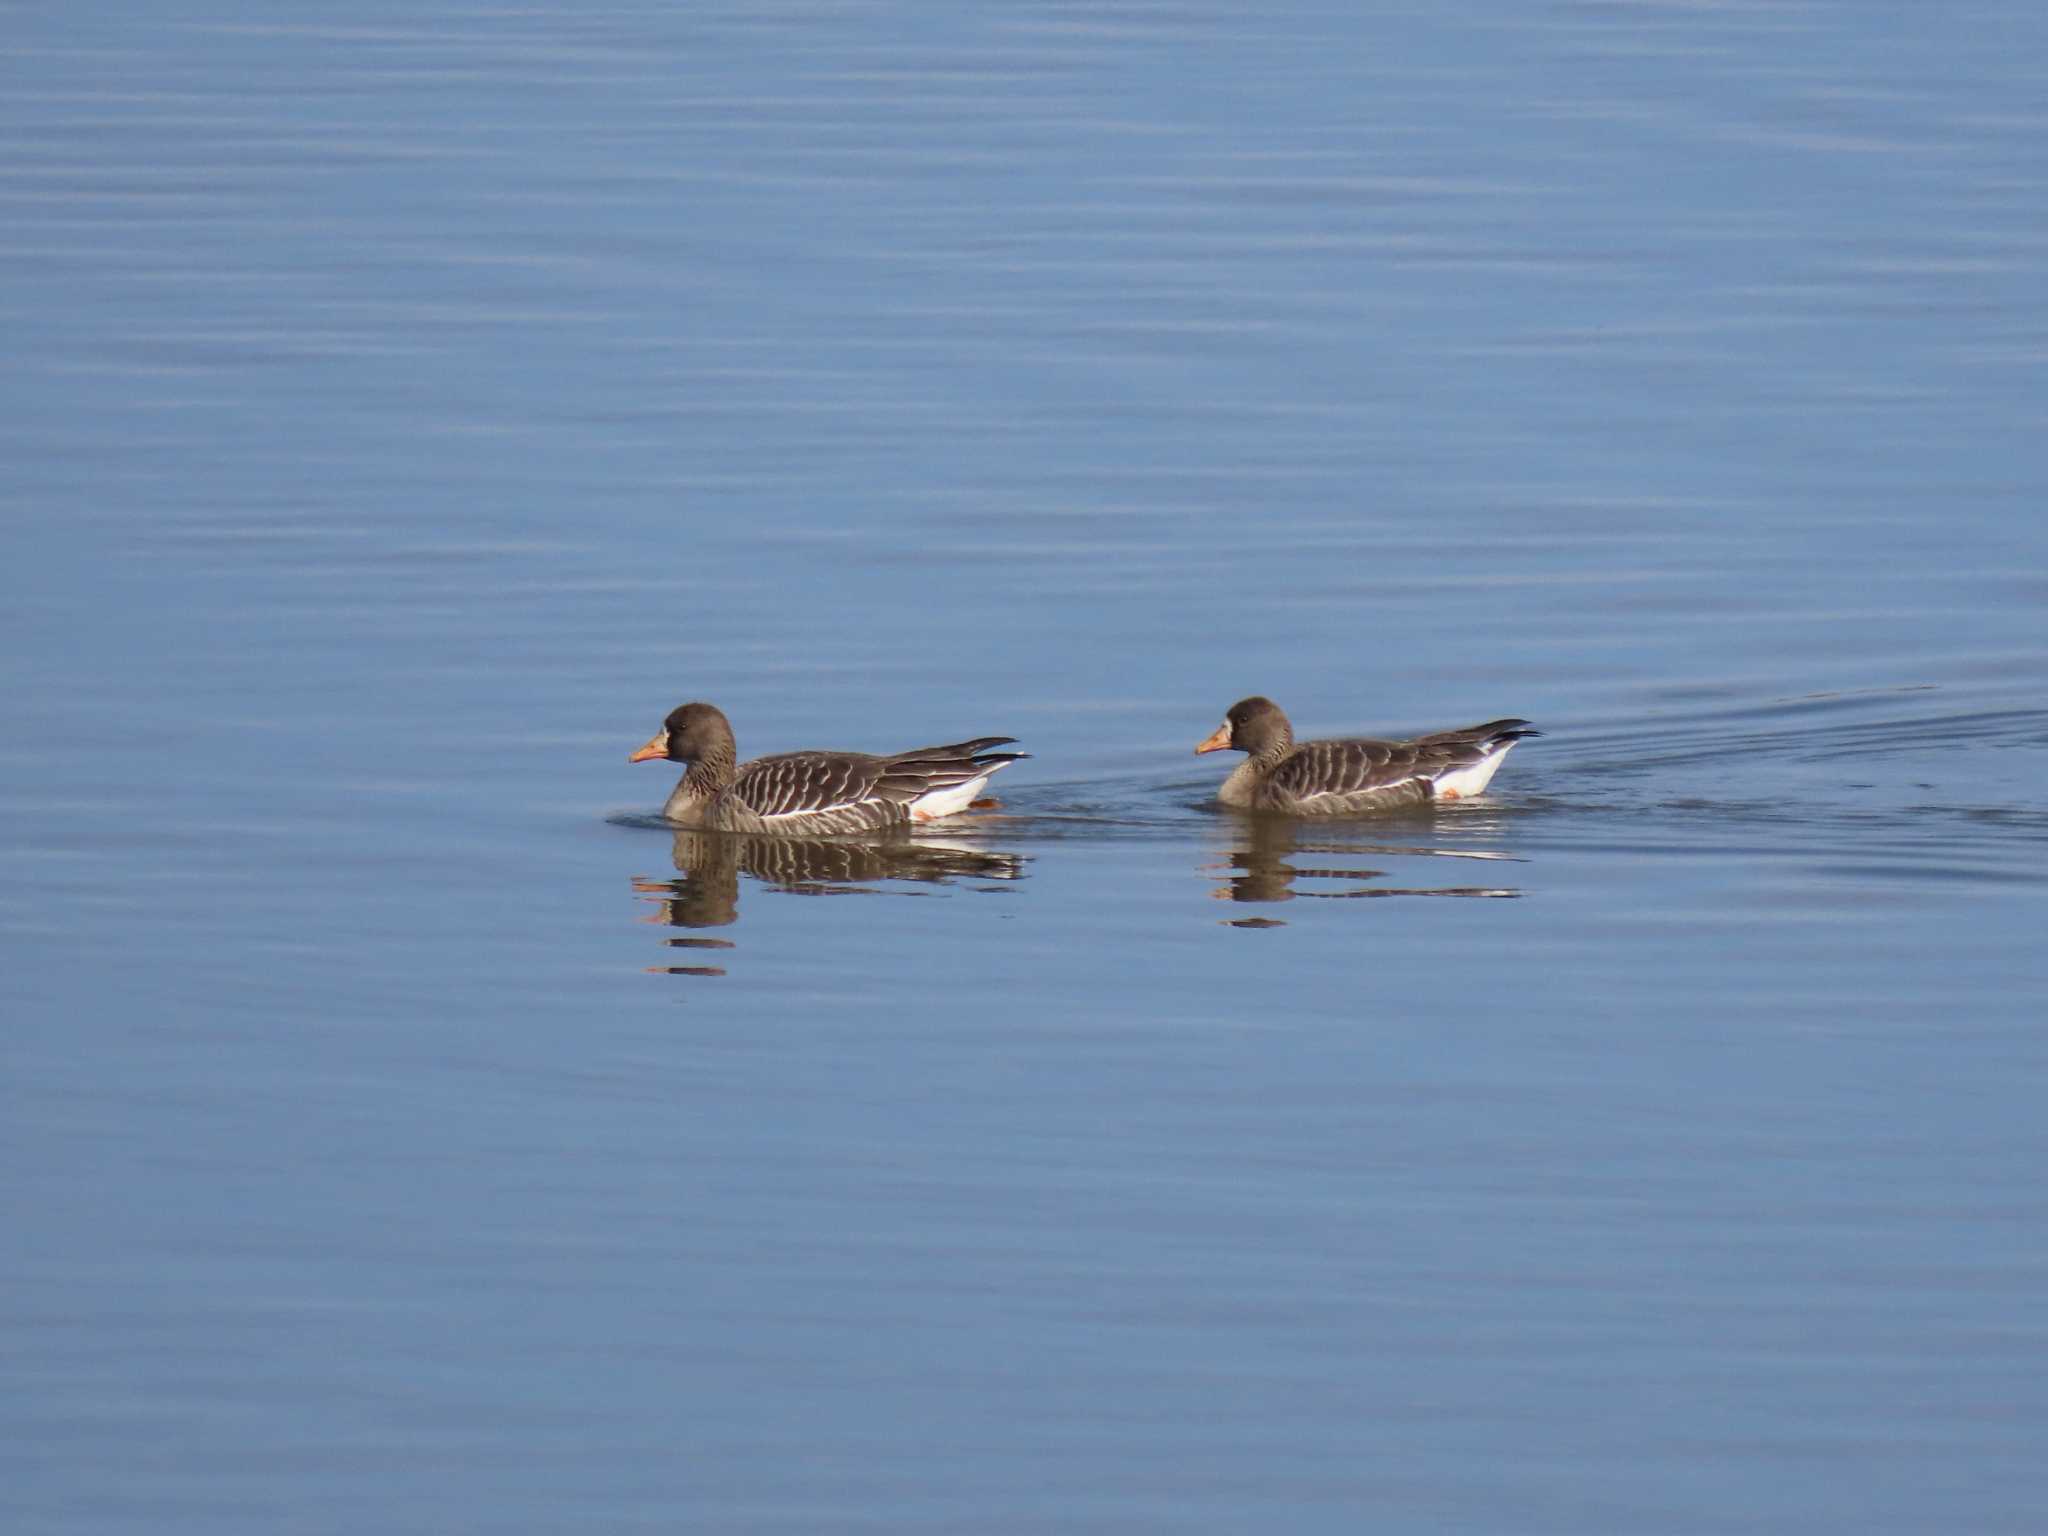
[1472,719,1540,742]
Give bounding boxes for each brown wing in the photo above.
[1264,738,1433,807]
[886,735,1018,761]
[868,739,1026,807]
[728,739,1027,823]
[1411,719,1538,753]
[729,751,895,820]
[1262,721,1537,810]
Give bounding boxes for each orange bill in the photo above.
[628,731,668,763]
[1193,722,1231,754]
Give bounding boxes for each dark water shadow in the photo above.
[627,823,1028,980]
[1204,812,1526,926]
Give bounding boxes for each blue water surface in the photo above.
[5,3,2046,1532]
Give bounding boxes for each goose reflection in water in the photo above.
[635,829,1027,976]
[1206,814,1523,925]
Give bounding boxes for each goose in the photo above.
[1195,696,1536,814]
[630,701,1026,834]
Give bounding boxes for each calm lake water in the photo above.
[6,3,2047,1531]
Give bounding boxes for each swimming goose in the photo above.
[1194,696,1537,813]
[630,701,1027,834]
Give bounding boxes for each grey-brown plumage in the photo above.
[1194,695,1537,814]
[630,701,1027,834]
